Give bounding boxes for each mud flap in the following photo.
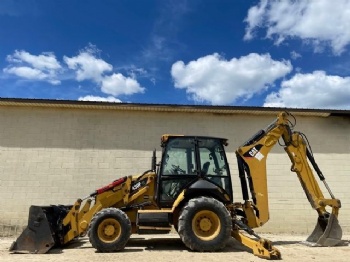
[305,214,342,247]
[9,205,71,254]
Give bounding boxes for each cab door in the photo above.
[197,138,233,200]
[157,137,198,207]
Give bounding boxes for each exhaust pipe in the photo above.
[9,205,71,254]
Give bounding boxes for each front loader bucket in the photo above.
[9,205,71,254]
[305,214,342,247]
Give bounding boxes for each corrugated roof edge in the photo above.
[0,97,349,117]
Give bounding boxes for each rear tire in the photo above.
[88,208,131,252]
[178,196,232,252]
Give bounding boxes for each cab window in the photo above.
[159,138,196,204]
[198,139,232,195]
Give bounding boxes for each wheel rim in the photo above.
[192,210,221,241]
[97,218,122,243]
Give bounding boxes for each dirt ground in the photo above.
[1,233,349,262]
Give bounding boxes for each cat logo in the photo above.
[246,146,264,161]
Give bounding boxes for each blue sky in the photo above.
[1,0,350,109]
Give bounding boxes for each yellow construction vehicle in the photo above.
[10,112,342,259]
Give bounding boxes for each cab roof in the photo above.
[161,134,229,146]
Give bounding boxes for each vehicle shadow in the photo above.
[127,237,185,251]
[45,238,90,254]
[46,234,349,255]
[127,236,253,254]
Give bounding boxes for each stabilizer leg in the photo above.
[232,229,281,260]
[232,220,281,260]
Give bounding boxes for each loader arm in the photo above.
[235,112,342,246]
[62,173,157,245]
[61,176,132,244]
[10,173,157,254]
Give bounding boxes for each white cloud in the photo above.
[3,50,61,85]
[7,50,61,70]
[101,73,145,96]
[4,66,46,80]
[290,51,301,60]
[2,45,146,99]
[243,0,268,41]
[264,71,350,109]
[78,95,122,103]
[171,53,292,105]
[245,0,350,54]
[63,46,112,82]
[64,45,145,98]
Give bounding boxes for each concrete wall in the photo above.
[0,105,349,236]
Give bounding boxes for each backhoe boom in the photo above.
[235,111,342,246]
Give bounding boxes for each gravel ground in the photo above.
[1,233,349,262]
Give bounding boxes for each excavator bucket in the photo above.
[9,205,71,254]
[305,214,342,247]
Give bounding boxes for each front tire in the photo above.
[178,196,232,252]
[88,208,131,252]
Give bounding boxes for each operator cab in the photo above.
[157,135,233,207]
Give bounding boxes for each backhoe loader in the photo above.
[10,111,342,259]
